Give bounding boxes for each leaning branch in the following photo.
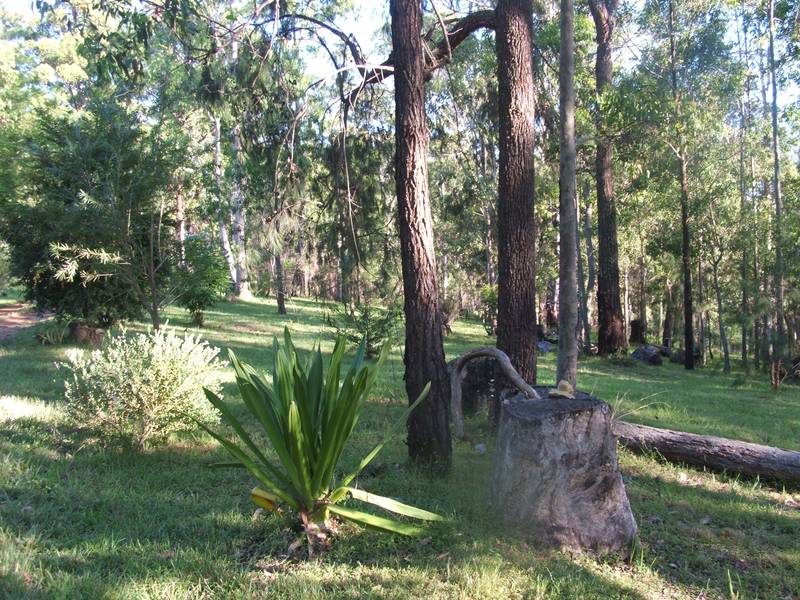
[450,347,539,439]
[345,9,496,107]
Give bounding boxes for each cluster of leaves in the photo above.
[202,330,442,555]
[176,236,231,325]
[61,327,222,450]
[326,300,402,358]
[479,284,498,336]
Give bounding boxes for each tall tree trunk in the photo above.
[638,251,647,343]
[662,282,674,348]
[230,124,251,298]
[495,0,538,384]
[275,249,287,315]
[767,0,786,372]
[176,185,186,265]
[390,0,451,471]
[212,114,237,287]
[588,0,625,355]
[557,0,578,388]
[712,257,731,373]
[577,187,592,354]
[668,0,695,369]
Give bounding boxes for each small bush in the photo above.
[326,300,402,358]
[61,327,222,450]
[479,284,498,336]
[177,236,231,325]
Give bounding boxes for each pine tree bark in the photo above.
[495,0,538,384]
[557,0,578,389]
[588,0,625,355]
[390,0,451,471]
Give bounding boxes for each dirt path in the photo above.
[0,303,51,341]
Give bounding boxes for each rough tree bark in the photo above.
[557,0,578,388]
[588,0,625,355]
[390,0,451,471]
[491,390,637,554]
[614,421,800,484]
[496,0,538,384]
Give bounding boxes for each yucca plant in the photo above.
[200,329,442,554]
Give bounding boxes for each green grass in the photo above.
[1,296,799,599]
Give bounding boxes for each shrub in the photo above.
[61,327,222,450]
[177,236,231,325]
[202,329,442,556]
[479,284,498,335]
[326,300,402,358]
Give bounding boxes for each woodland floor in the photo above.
[0,293,798,599]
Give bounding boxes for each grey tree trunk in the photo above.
[557,0,578,389]
[767,0,786,367]
[712,257,731,373]
[230,124,251,298]
[212,114,237,287]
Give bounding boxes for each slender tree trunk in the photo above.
[557,0,578,388]
[767,0,786,373]
[176,185,186,265]
[495,0,538,384]
[275,250,287,314]
[577,188,592,354]
[390,0,451,471]
[638,252,647,343]
[588,0,625,355]
[662,282,674,348]
[212,114,237,287]
[230,124,251,298]
[712,258,731,373]
[669,0,695,369]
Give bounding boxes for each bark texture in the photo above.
[588,0,625,355]
[614,421,800,484]
[390,0,451,471]
[491,390,637,555]
[495,0,538,384]
[212,114,237,287]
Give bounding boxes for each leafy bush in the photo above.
[61,327,222,450]
[326,300,402,358]
[177,236,231,325]
[202,329,442,556]
[479,284,498,335]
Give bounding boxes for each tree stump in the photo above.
[490,388,637,555]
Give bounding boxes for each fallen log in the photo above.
[613,421,800,485]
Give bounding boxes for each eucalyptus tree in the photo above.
[556,0,578,388]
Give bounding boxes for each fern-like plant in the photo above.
[201,329,441,554]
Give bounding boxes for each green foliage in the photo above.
[61,327,222,450]
[479,284,498,336]
[0,241,10,290]
[326,301,402,358]
[0,98,178,326]
[177,236,231,325]
[35,322,70,345]
[201,329,442,553]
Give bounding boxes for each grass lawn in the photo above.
[1,296,799,599]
